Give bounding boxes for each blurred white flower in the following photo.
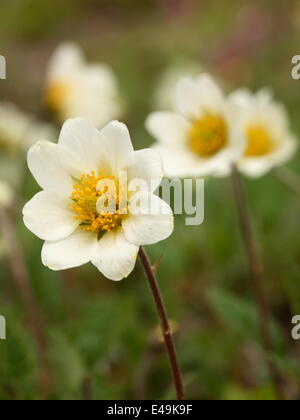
[0,180,13,208]
[0,180,13,260]
[146,73,246,178]
[23,118,173,281]
[227,89,298,177]
[0,102,55,188]
[154,62,202,110]
[45,42,124,129]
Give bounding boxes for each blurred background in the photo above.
[1,0,300,400]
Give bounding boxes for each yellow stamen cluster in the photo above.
[70,172,127,234]
[188,114,227,157]
[245,124,274,157]
[45,81,70,113]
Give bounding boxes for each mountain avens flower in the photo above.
[23,118,173,281]
[227,89,297,177]
[45,42,123,129]
[146,73,246,178]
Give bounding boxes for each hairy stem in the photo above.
[231,166,285,400]
[138,247,185,400]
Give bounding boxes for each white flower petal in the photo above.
[23,191,78,241]
[47,42,83,81]
[174,74,224,118]
[237,159,273,178]
[152,144,216,178]
[27,141,73,194]
[123,192,174,246]
[145,112,190,146]
[273,135,298,165]
[57,118,106,178]
[92,228,138,281]
[127,148,163,193]
[98,121,134,175]
[42,230,97,271]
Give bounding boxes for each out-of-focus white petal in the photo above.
[92,228,138,281]
[152,144,217,178]
[122,192,174,246]
[0,180,14,208]
[42,230,97,270]
[23,191,78,241]
[127,149,163,193]
[0,102,31,150]
[154,62,202,110]
[145,112,190,147]
[47,42,83,81]
[237,159,274,178]
[174,74,224,118]
[273,135,298,165]
[28,141,73,194]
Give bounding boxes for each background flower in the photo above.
[227,89,298,177]
[45,42,124,129]
[146,74,246,178]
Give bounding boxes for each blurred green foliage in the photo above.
[0,0,300,400]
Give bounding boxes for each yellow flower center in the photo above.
[70,172,127,234]
[45,81,70,112]
[188,114,227,157]
[245,124,274,157]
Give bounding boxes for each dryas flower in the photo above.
[146,73,246,178]
[45,42,123,129]
[23,118,173,281]
[227,89,298,177]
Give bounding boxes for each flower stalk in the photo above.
[138,247,185,400]
[231,165,285,400]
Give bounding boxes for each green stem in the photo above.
[231,166,285,400]
[138,247,185,400]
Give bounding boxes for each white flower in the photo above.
[23,118,173,281]
[45,42,123,129]
[0,103,30,153]
[0,181,13,260]
[0,180,13,208]
[146,74,246,178]
[226,89,298,177]
[154,62,202,110]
